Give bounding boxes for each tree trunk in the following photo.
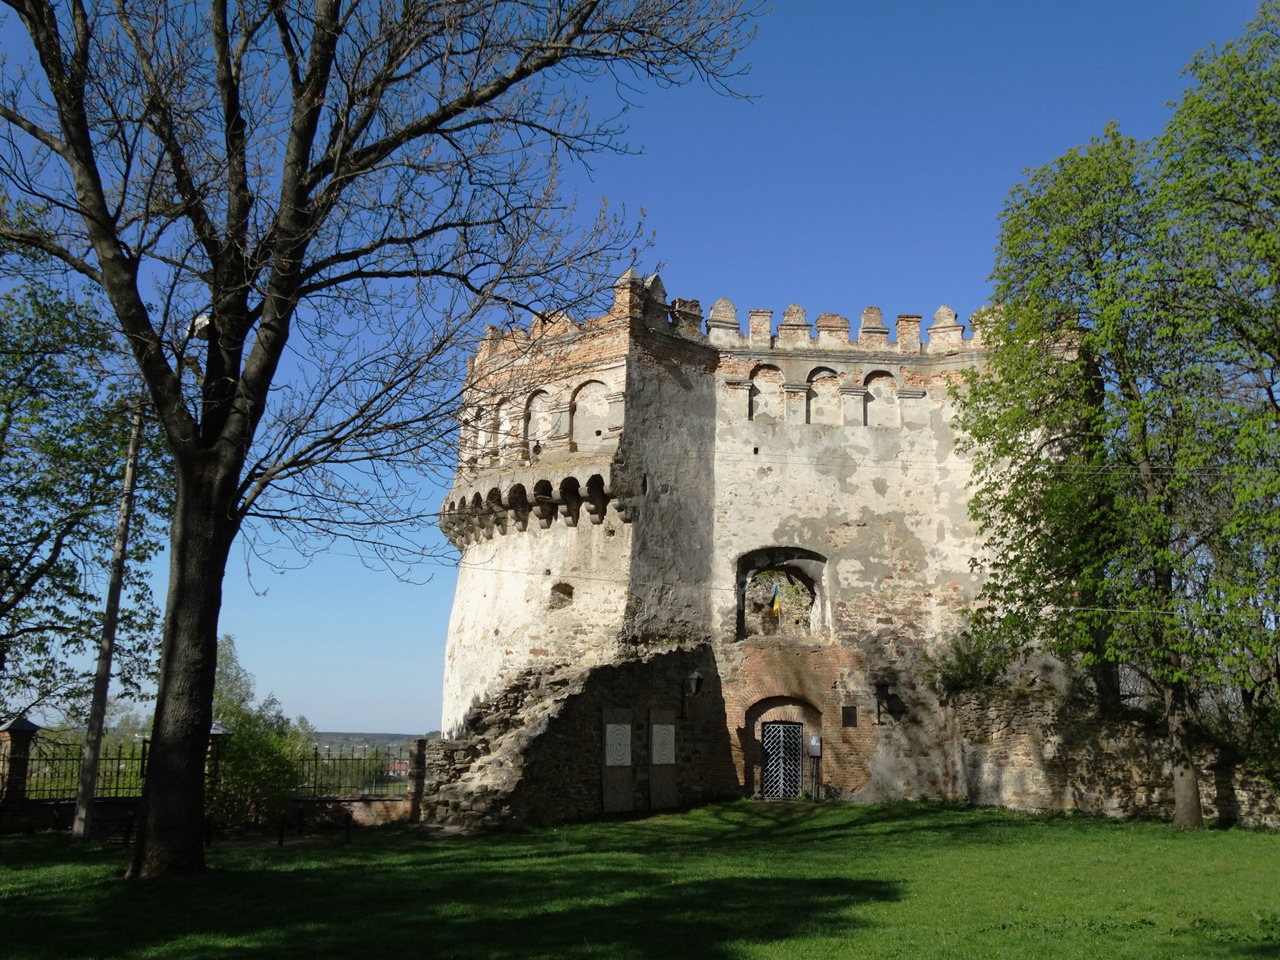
[128,459,239,878]
[73,401,147,840]
[1165,679,1204,829]
[1090,659,1123,716]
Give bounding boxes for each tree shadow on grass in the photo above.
[531,799,1072,863]
[1,847,901,960]
[10,800,1256,959]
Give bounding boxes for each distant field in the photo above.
[2,801,1277,959]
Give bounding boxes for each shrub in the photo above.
[922,631,1015,697]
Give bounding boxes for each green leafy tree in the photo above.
[208,635,313,828]
[0,0,759,877]
[1158,1,1280,400]
[959,121,1274,829]
[0,282,165,721]
[1157,2,1280,764]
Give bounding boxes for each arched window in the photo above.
[748,365,784,422]
[735,546,829,640]
[570,380,609,451]
[806,367,841,425]
[863,371,899,428]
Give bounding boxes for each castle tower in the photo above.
[438,272,988,816]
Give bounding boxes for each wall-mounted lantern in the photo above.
[680,670,703,719]
[874,679,892,725]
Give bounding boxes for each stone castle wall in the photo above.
[437,270,991,805]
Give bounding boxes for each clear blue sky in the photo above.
[211,1,1259,733]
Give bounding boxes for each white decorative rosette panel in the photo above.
[605,723,631,766]
[651,724,675,765]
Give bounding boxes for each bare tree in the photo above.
[0,0,759,877]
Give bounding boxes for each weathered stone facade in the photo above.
[432,270,1278,829]
[435,271,986,816]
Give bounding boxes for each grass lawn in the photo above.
[1,801,1278,959]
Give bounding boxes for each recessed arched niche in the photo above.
[495,399,516,462]
[570,380,609,451]
[525,390,556,456]
[806,367,841,425]
[863,371,900,428]
[748,364,784,422]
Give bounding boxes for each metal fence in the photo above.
[4,737,412,802]
[295,746,412,797]
[19,739,148,801]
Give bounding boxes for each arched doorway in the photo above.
[760,720,803,799]
[743,695,822,799]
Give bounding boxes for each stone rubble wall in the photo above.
[954,691,1280,828]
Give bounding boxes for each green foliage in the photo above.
[1155,0,1280,754]
[207,635,313,827]
[957,10,1280,821]
[1158,1,1280,384]
[922,629,1017,696]
[961,125,1209,676]
[958,37,1280,714]
[0,283,167,721]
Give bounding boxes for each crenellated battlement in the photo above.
[470,269,983,373]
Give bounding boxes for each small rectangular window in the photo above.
[842,705,858,728]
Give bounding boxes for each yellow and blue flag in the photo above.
[771,585,780,617]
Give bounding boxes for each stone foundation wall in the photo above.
[954,691,1280,828]
[0,797,138,836]
[509,644,739,823]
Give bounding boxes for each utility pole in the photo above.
[73,397,146,840]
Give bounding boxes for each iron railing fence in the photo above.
[17,738,149,800]
[295,745,412,797]
[3,737,413,802]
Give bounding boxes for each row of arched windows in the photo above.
[461,365,923,469]
[462,381,615,466]
[747,365,909,427]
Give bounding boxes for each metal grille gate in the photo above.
[761,721,802,799]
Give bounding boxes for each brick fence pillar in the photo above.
[0,717,40,803]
